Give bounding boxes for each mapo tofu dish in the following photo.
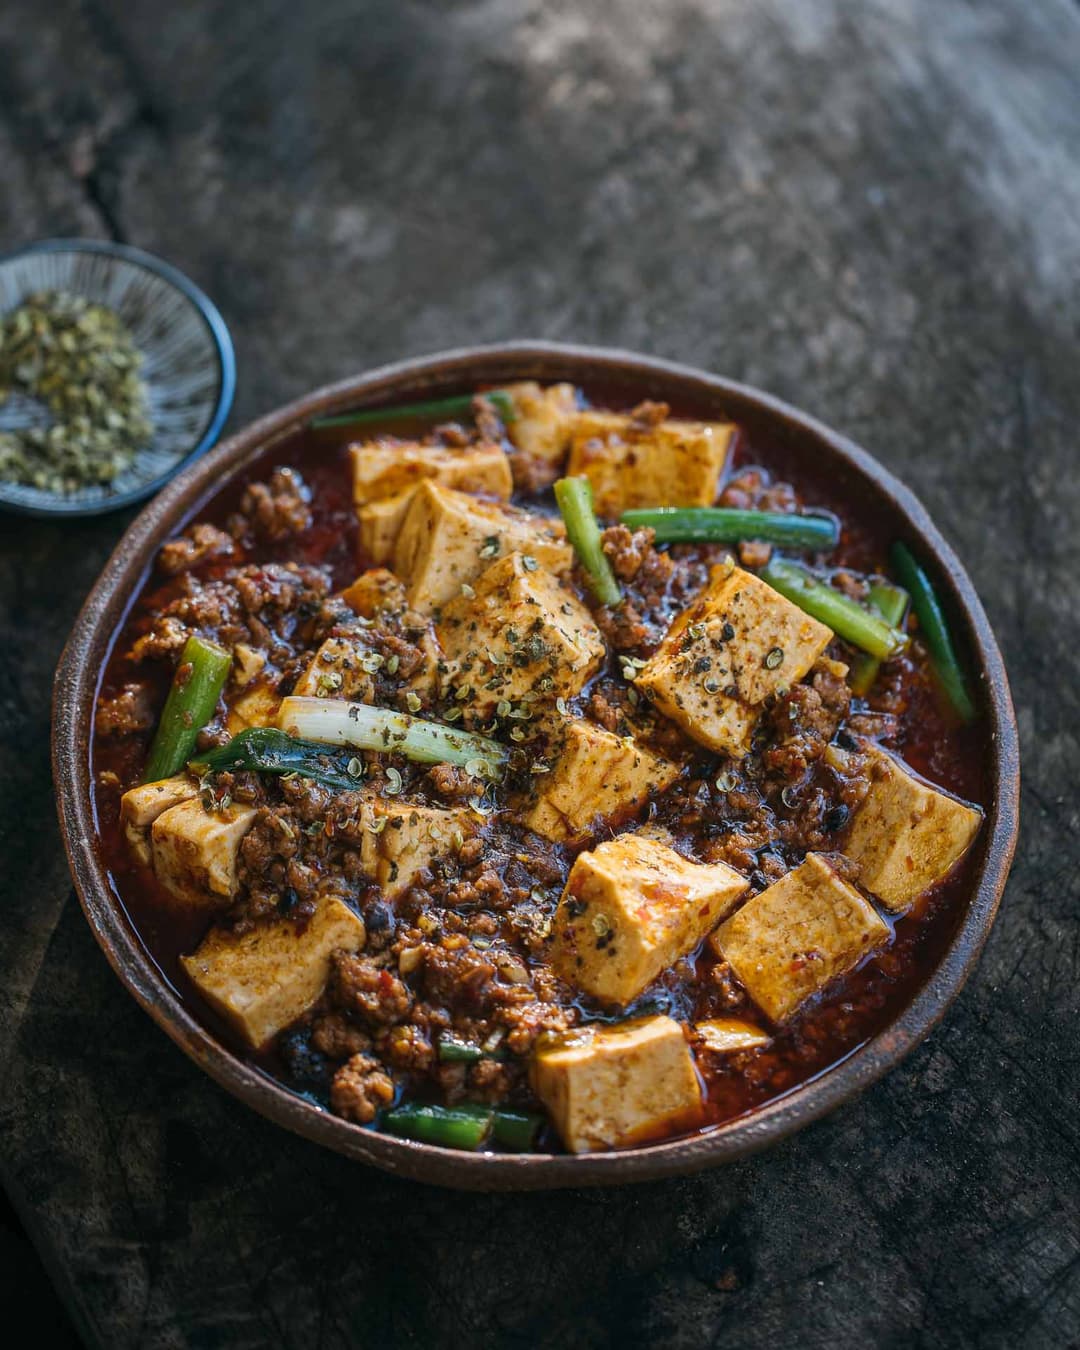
[93,381,985,1155]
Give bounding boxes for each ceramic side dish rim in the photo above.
[52,341,1020,1191]
[0,236,237,519]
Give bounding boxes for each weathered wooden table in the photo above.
[1,1,1076,1345]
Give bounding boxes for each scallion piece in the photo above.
[760,559,907,661]
[382,1103,494,1150]
[488,1108,545,1152]
[143,635,232,782]
[554,475,622,607]
[276,697,508,776]
[890,542,976,723]
[848,580,909,696]
[437,1036,485,1064]
[382,1101,544,1152]
[311,388,515,431]
[189,726,364,791]
[620,506,839,551]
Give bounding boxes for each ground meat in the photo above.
[207,768,265,806]
[586,688,622,734]
[602,525,655,582]
[425,763,476,800]
[602,525,676,599]
[372,629,426,681]
[193,723,231,754]
[709,959,750,1009]
[234,562,327,625]
[128,562,330,665]
[764,687,832,779]
[637,708,698,761]
[718,467,799,515]
[434,421,471,446]
[819,850,861,884]
[509,451,555,495]
[329,1053,395,1124]
[583,681,685,756]
[278,1030,335,1091]
[512,839,566,888]
[846,710,900,742]
[737,539,772,569]
[812,661,853,720]
[232,806,301,923]
[311,1011,371,1060]
[630,399,669,427]
[310,594,360,644]
[473,395,505,443]
[592,596,652,653]
[866,659,908,716]
[333,951,413,1026]
[158,522,238,576]
[457,836,485,867]
[764,660,853,782]
[495,997,575,1056]
[591,526,678,653]
[422,942,497,1008]
[383,1022,435,1073]
[467,1056,520,1102]
[95,683,154,737]
[831,569,868,601]
[128,614,190,663]
[234,467,312,542]
[666,775,780,875]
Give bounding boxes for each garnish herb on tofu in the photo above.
[97,380,984,1155]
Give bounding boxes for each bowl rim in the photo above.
[52,340,1020,1190]
[0,236,237,519]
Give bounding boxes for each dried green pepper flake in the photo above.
[0,290,154,493]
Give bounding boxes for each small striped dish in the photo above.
[0,239,235,517]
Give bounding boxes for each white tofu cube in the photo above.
[181,896,366,1049]
[523,719,682,842]
[566,410,735,518]
[231,643,266,688]
[151,797,258,908]
[358,489,417,564]
[843,745,983,910]
[121,775,200,828]
[692,1018,771,1052]
[121,775,199,867]
[292,636,378,703]
[503,381,579,485]
[291,630,439,707]
[529,1015,704,1153]
[360,799,480,898]
[635,563,833,757]
[340,568,408,618]
[712,853,890,1024]
[550,833,748,1005]
[436,552,604,722]
[350,439,512,504]
[392,480,572,613]
[225,680,282,736]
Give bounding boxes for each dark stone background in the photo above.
[1,1,1077,1346]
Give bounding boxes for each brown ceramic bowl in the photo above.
[52,342,1020,1190]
